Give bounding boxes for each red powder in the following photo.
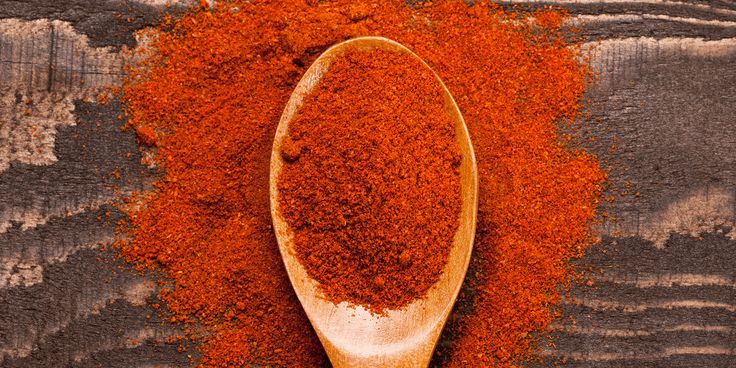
[277,48,461,313]
[134,125,157,147]
[117,1,605,367]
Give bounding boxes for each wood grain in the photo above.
[0,1,734,367]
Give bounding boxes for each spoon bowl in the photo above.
[270,36,478,368]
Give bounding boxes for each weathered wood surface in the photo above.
[0,1,734,367]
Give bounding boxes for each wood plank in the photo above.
[0,10,177,366]
[0,1,734,367]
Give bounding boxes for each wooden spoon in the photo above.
[269,36,478,368]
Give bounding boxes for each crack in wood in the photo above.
[0,19,123,172]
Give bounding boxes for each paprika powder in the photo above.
[277,48,461,313]
[117,1,605,367]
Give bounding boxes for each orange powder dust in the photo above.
[277,48,461,313]
[116,1,605,367]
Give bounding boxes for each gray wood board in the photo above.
[1,1,734,367]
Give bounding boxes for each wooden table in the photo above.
[0,1,734,367]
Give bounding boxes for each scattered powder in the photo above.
[116,1,605,367]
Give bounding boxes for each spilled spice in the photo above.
[134,125,157,147]
[277,48,461,313]
[117,1,605,367]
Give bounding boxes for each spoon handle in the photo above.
[321,331,438,368]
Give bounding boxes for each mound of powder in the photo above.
[117,1,605,366]
[277,48,462,313]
